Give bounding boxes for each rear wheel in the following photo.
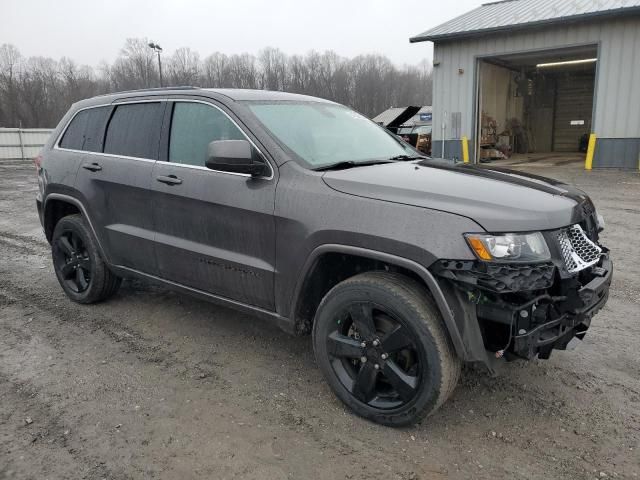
[51,214,121,304]
[312,271,460,426]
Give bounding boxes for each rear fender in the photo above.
[44,192,110,264]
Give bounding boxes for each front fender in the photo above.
[288,243,469,360]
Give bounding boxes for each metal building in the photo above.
[410,0,640,169]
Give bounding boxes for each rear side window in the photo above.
[104,102,164,159]
[169,102,244,166]
[59,107,110,152]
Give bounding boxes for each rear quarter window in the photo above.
[104,102,164,159]
[59,106,110,152]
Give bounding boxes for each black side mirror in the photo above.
[205,140,269,177]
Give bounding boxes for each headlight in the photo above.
[464,232,550,262]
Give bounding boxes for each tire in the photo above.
[312,271,461,427]
[51,214,121,304]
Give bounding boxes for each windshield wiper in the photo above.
[387,154,428,161]
[314,160,394,171]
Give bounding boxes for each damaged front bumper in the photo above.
[432,252,612,364]
[510,255,611,359]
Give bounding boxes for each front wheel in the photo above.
[51,214,121,304]
[312,272,461,427]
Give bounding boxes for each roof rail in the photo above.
[94,86,200,98]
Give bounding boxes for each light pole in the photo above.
[148,42,163,87]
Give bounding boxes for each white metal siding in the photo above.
[429,17,640,143]
[0,128,53,161]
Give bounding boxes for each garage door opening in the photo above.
[475,45,597,168]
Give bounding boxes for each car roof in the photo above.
[74,87,336,109]
[201,88,335,103]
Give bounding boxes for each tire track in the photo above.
[0,372,132,480]
[0,231,48,258]
[0,267,226,386]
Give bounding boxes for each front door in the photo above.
[151,100,277,310]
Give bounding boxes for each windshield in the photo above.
[246,102,417,169]
[414,125,432,135]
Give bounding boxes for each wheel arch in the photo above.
[44,196,81,242]
[44,193,109,263]
[290,244,467,359]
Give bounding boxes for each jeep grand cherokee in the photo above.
[36,87,612,426]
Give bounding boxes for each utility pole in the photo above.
[148,42,163,87]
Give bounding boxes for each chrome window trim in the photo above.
[53,98,274,180]
[53,99,167,162]
[53,147,157,164]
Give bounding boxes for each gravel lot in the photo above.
[0,160,638,480]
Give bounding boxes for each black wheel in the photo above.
[51,214,121,304]
[313,272,461,427]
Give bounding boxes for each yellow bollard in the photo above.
[462,136,470,163]
[585,134,596,170]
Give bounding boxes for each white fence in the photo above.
[0,128,53,161]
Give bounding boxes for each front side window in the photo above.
[104,102,164,159]
[246,102,416,169]
[169,102,244,166]
[59,106,110,152]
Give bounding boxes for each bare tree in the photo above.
[287,54,308,93]
[0,44,22,126]
[202,52,230,87]
[167,47,200,86]
[18,56,61,127]
[258,47,287,91]
[228,53,258,89]
[107,38,158,90]
[0,40,432,127]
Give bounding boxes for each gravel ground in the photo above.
[0,160,638,480]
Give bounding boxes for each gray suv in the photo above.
[36,87,612,426]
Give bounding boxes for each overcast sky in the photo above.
[4,0,484,67]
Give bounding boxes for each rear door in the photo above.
[73,100,165,274]
[150,99,277,309]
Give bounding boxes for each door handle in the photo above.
[156,174,183,185]
[82,162,102,172]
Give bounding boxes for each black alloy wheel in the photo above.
[327,301,421,409]
[53,229,92,293]
[51,214,122,304]
[313,272,461,426]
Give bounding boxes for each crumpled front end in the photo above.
[432,211,612,365]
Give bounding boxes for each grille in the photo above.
[557,224,602,273]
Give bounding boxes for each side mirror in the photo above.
[205,139,269,177]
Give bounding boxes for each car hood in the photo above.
[322,159,592,232]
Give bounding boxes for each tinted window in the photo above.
[82,107,111,152]
[59,106,110,152]
[104,103,164,159]
[169,103,244,166]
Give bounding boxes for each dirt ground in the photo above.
[0,160,638,480]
